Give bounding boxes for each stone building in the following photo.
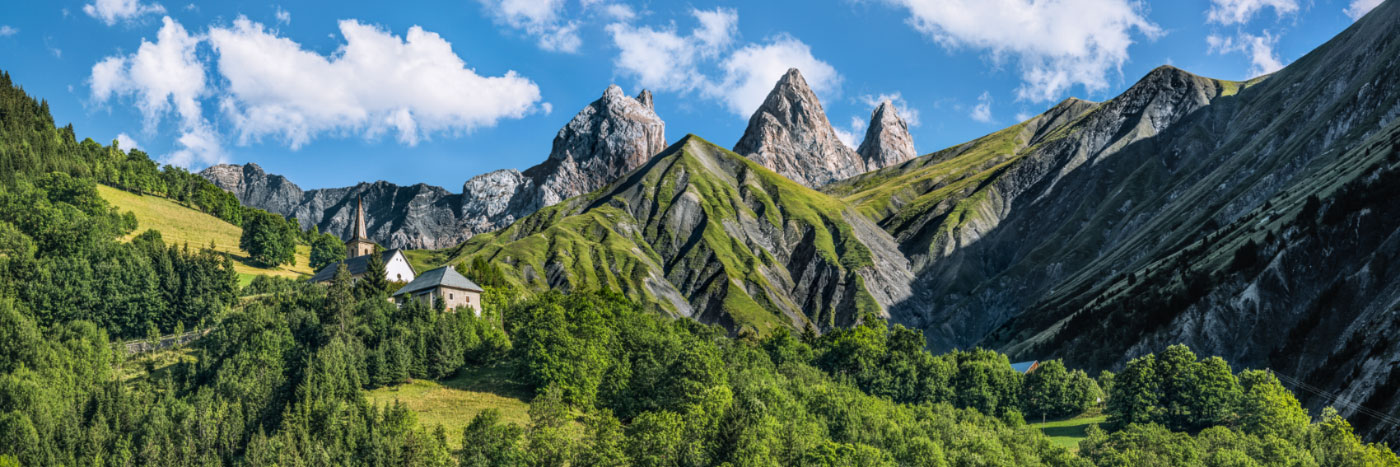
[391,266,484,315]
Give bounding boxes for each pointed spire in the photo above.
[353,195,368,240]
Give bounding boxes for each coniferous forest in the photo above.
[1,64,1398,466]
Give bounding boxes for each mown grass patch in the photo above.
[364,364,533,450]
[1029,412,1106,452]
[98,184,312,279]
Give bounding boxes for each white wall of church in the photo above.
[386,252,416,284]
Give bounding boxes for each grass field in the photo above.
[1029,412,1106,452]
[365,364,534,449]
[98,185,313,280]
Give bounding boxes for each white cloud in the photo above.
[600,3,635,21]
[1015,111,1033,121]
[859,93,921,127]
[89,17,223,167]
[115,132,139,150]
[84,0,167,26]
[851,115,867,135]
[970,91,994,123]
[207,16,544,148]
[0,26,17,37]
[275,6,291,25]
[1207,32,1284,77]
[881,0,1160,102]
[708,36,841,116]
[609,9,839,118]
[165,124,225,167]
[478,0,581,53]
[606,8,738,95]
[1206,0,1299,25]
[89,16,206,131]
[1344,0,1383,20]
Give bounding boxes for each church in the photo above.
[308,197,417,285]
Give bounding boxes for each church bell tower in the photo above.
[347,196,377,258]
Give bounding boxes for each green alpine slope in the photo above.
[442,135,912,335]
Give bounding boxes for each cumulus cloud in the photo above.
[606,8,738,94]
[608,9,839,117]
[1344,0,1383,20]
[89,16,206,131]
[478,0,582,53]
[1207,33,1284,77]
[207,16,544,148]
[859,93,921,127]
[84,0,166,26]
[970,91,994,123]
[880,0,1160,102]
[707,36,840,116]
[164,125,225,167]
[115,132,139,150]
[0,26,17,37]
[1206,0,1299,25]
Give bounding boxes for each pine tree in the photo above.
[362,251,390,296]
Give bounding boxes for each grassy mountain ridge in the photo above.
[441,135,910,334]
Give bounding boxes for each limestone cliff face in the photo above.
[856,100,918,169]
[732,68,869,187]
[202,86,665,249]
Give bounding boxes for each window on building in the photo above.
[449,293,454,300]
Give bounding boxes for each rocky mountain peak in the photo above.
[733,68,868,187]
[856,100,918,169]
[525,84,667,207]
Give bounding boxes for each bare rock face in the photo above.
[523,85,667,208]
[200,163,304,214]
[201,86,666,249]
[733,68,869,187]
[856,100,918,169]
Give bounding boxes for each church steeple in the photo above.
[347,196,377,258]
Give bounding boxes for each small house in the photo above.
[1010,360,1040,374]
[392,266,484,315]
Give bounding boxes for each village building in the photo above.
[308,197,417,284]
[392,266,484,315]
[1010,360,1040,374]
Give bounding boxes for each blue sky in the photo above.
[0,0,1382,189]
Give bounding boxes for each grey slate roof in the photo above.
[308,249,407,283]
[392,265,483,296]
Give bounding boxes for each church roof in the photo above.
[392,265,483,296]
[308,249,407,283]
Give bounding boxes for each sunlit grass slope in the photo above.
[98,184,313,281]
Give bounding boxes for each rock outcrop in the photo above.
[203,85,665,249]
[856,100,918,169]
[732,68,870,187]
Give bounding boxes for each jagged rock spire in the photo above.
[733,68,868,187]
[857,100,917,169]
[522,84,667,207]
